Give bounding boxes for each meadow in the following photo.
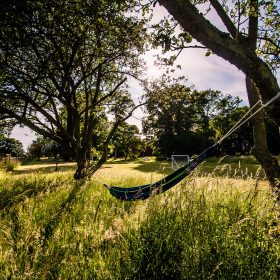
[0,157,279,279]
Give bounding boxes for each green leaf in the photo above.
[205,50,212,56]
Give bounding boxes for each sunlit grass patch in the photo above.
[0,159,279,279]
[108,178,279,280]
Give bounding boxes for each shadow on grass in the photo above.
[14,163,77,175]
[131,161,171,174]
[42,179,85,245]
[0,175,71,211]
[105,158,139,165]
[16,161,113,175]
[120,157,266,180]
[0,163,110,211]
[21,159,70,166]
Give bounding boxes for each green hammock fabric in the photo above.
[104,92,280,201]
[104,144,219,200]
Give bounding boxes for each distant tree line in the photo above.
[27,122,150,161]
[142,78,280,158]
[3,79,279,164]
[9,78,280,163]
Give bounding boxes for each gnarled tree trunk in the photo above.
[246,78,280,199]
[157,0,280,200]
[157,0,280,126]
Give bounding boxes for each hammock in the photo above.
[104,92,280,201]
[104,144,219,201]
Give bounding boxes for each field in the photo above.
[0,157,279,279]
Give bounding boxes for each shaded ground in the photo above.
[11,156,268,181]
[14,162,77,174]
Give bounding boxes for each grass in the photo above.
[13,156,266,180]
[0,157,279,279]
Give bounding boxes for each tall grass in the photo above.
[0,167,279,279]
[114,179,280,279]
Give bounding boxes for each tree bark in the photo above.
[246,77,280,199]
[157,0,280,200]
[74,149,88,180]
[157,0,280,125]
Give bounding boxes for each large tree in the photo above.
[143,77,241,157]
[0,0,148,178]
[151,0,280,197]
[155,0,279,125]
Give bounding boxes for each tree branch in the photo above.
[157,0,280,125]
[0,106,61,142]
[247,0,258,49]
[208,0,238,39]
[96,78,127,105]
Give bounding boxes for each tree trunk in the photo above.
[246,77,280,200]
[157,0,280,200]
[157,0,280,126]
[74,149,88,180]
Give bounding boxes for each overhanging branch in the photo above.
[208,0,239,39]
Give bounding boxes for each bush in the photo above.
[0,160,18,172]
[5,163,16,172]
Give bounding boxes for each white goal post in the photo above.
[171,155,190,170]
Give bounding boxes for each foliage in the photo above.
[42,140,73,161]
[27,136,48,160]
[210,105,280,156]
[0,136,24,157]
[90,111,112,159]
[0,0,149,178]
[152,0,279,71]
[113,122,145,159]
[210,106,254,155]
[143,77,280,157]
[222,0,279,71]
[41,141,61,160]
[0,119,15,137]
[143,77,242,157]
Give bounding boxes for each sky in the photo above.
[124,4,248,127]
[11,3,250,150]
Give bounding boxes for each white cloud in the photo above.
[179,48,247,100]
[11,125,36,151]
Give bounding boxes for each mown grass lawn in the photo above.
[16,155,265,178]
[0,157,279,279]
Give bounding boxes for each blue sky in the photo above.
[11,4,250,150]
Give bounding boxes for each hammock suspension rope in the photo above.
[104,92,280,201]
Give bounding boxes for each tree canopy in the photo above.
[0,137,24,157]
[113,123,145,159]
[155,0,280,125]
[0,0,148,178]
[143,77,243,157]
